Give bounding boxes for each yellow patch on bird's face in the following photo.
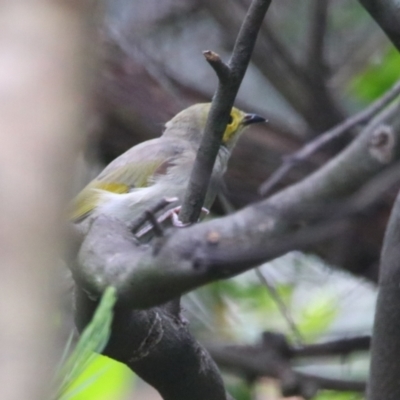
[222,107,246,144]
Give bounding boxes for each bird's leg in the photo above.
[144,210,164,237]
[131,197,178,238]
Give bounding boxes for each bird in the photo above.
[70,103,265,235]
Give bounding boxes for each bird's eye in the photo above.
[228,115,233,124]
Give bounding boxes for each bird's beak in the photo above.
[242,113,267,126]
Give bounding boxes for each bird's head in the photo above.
[162,103,266,150]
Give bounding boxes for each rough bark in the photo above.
[368,187,400,400]
[75,288,231,400]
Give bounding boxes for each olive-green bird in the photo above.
[71,103,265,232]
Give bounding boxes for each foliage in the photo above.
[51,287,133,400]
[296,294,338,342]
[59,356,133,400]
[226,378,253,400]
[350,46,400,102]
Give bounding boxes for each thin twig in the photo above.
[179,0,272,224]
[259,79,400,196]
[204,0,344,130]
[203,51,231,83]
[255,268,304,346]
[207,342,366,395]
[293,336,370,358]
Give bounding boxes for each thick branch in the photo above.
[179,0,272,223]
[73,101,400,308]
[368,187,400,400]
[74,288,230,400]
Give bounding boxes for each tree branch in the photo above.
[202,0,345,131]
[293,336,370,358]
[255,269,304,345]
[368,187,400,400]
[306,0,330,77]
[74,288,231,400]
[74,1,273,399]
[179,0,272,223]
[203,51,231,83]
[72,100,400,308]
[207,332,366,398]
[260,80,400,196]
[358,0,400,51]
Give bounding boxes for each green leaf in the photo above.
[59,355,134,400]
[52,287,118,400]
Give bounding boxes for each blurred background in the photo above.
[67,0,400,399]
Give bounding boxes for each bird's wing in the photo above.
[70,138,193,222]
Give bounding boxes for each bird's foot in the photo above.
[134,205,209,238]
[169,206,210,227]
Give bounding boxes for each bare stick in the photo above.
[255,269,304,346]
[207,340,366,395]
[259,79,400,196]
[293,336,370,358]
[203,51,231,83]
[179,0,272,223]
